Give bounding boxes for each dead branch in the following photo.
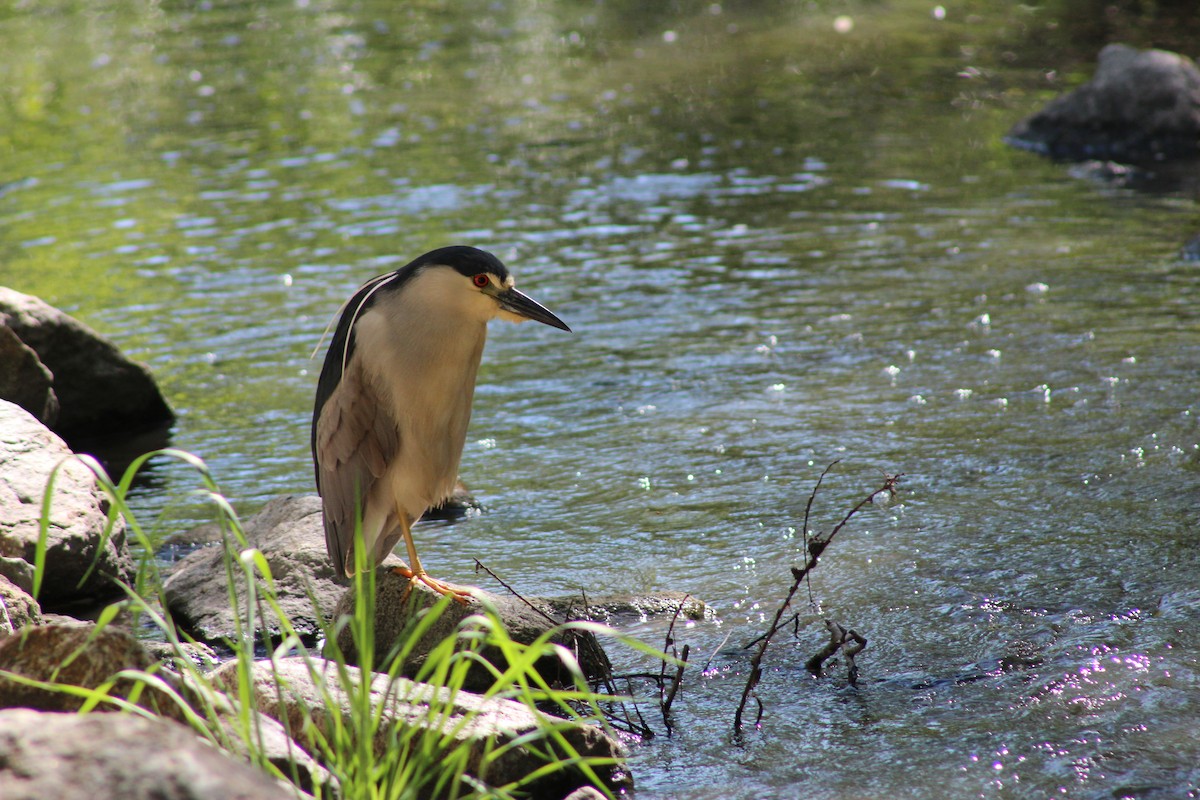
[658,595,691,733]
[804,619,867,686]
[472,559,654,738]
[733,466,901,732]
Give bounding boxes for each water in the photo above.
[2,1,1199,797]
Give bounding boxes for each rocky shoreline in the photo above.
[0,290,702,799]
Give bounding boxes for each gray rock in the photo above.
[0,287,173,441]
[0,708,301,800]
[217,656,631,799]
[0,621,328,794]
[541,591,708,623]
[0,574,41,634]
[162,494,401,643]
[1007,44,1200,162]
[0,324,58,426]
[143,638,223,673]
[0,401,134,606]
[328,567,613,692]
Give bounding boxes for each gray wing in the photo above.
[314,354,399,577]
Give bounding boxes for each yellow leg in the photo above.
[391,511,472,604]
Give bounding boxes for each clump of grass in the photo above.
[19,449,632,799]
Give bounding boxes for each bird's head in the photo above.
[409,246,572,332]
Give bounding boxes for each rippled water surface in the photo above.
[2,1,1199,797]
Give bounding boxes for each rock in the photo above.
[218,656,632,799]
[0,287,174,442]
[0,401,134,606]
[0,622,178,716]
[163,494,403,644]
[0,324,58,426]
[0,708,302,800]
[0,621,328,794]
[1007,44,1200,162]
[143,638,223,673]
[564,788,610,800]
[0,554,34,593]
[541,591,709,623]
[328,567,613,692]
[425,478,482,520]
[0,574,41,634]
[166,483,478,549]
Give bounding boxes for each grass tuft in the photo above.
[15,449,630,799]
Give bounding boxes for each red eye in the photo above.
[472,273,490,288]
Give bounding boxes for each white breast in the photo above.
[352,267,494,519]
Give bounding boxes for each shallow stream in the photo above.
[2,2,1199,797]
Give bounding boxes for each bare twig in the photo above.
[805,619,849,674]
[654,596,692,734]
[473,559,559,626]
[844,628,867,687]
[701,628,733,675]
[472,559,654,739]
[733,466,901,732]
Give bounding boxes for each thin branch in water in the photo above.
[733,466,901,732]
[844,628,867,688]
[802,460,838,609]
[662,644,688,719]
[806,620,868,686]
[701,628,733,676]
[658,596,691,733]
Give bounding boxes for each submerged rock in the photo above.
[541,591,708,623]
[1007,44,1200,162]
[0,401,134,607]
[0,287,174,443]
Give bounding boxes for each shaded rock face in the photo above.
[0,325,58,427]
[1007,44,1200,162]
[0,401,134,606]
[0,622,179,716]
[0,574,41,634]
[0,287,174,442]
[0,708,299,800]
[162,494,391,643]
[328,568,614,692]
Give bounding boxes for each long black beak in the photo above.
[498,287,572,332]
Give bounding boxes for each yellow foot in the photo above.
[390,566,473,604]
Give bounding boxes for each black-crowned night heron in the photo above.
[311,245,570,600]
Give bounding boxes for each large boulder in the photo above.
[219,656,631,799]
[1007,44,1200,162]
[0,708,301,800]
[0,401,133,606]
[0,287,173,442]
[162,494,388,644]
[161,492,478,645]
